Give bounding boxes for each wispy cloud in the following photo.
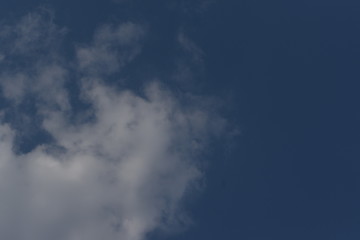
[0,10,225,240]
[76,22,145,76]
[171,31,206,90]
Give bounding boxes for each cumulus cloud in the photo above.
[0,83,209,240]
[0,10,224,240]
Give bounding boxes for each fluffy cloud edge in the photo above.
[0,10,227,240]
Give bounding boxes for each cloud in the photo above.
[0,10,225,240]
[76,22,145,76]
[0,10,68,107]
[0,9,66,56]
[178,32,204,64]
[172,31,206,89]
[0,83,207,240]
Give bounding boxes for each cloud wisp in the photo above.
[0,11,224,240]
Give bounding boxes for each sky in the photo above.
[0,0,360,240]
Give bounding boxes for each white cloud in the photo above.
[0,10,225,240]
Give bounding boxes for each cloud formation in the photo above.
[76,22,145,75]
[0,10,224,240]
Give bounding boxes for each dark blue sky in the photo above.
[2,0,360,239]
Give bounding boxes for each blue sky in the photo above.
[0,0,360,240]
